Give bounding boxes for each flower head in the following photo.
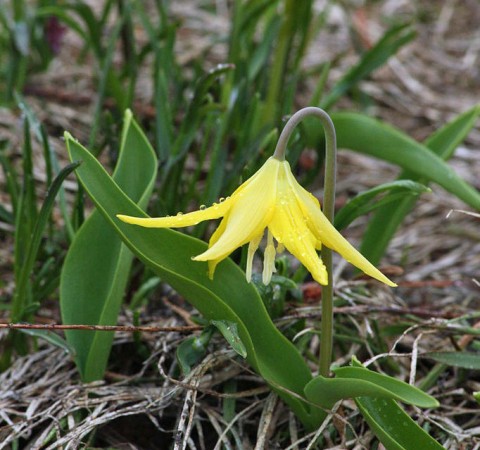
[117,157,396,287]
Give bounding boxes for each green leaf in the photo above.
[211,320,247,358]
[351,359,445,450]
[334,366,438,408]
[19,329,75,355]
[332,112,480,211]
[60,110,156,382]
[304,364,438,410]
[65,122,323,429]
[424,105,480,159]
[360,105,480,264]
[356,397,445,450]
[12,161,81,321]
[334,180,430,230]
[425,351,480,370]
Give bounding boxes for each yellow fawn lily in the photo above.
[117,156,396,287]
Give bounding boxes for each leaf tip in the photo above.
[124,108,133,122]
[64,131,74,142]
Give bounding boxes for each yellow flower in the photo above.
[117,157,396,287]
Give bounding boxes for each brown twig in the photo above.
[162,297,198,326]
[457,320,480,349]
[0,322,202,333]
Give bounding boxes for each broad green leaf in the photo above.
[321,24,415,110]
[334,366,438,408]
[360,105,480,264]
[425,351,480,370]
[304,364,438,409]
[65,130,323,429]
[332,112,480,211]
[211,320,247,358]
[60,110,156,382]
[356,397,445,450]
[334,180,430,230]
[352,359,445,450]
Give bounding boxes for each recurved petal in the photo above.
[268,162,328,285]
[284,167,396,287]
[116,197,232,229]
[194,157,280,262]
[204,211,230,278]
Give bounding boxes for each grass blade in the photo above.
[332,112,480,210]
[359,105,480,264]
[11,160,81,321]
[334,180,430,230]
[425,351,480,370]
[321,24,415,110]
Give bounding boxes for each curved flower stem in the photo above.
[273,107,336,377]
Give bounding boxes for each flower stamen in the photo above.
[262,229,277,285]
[246,233,263,283]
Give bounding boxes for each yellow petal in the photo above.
[205,211,230,279]
[268,162,328,285]
[116,198,232,229]
[284,167,396,287]
[193,157,280,262]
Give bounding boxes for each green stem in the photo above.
[273,107,337,377]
